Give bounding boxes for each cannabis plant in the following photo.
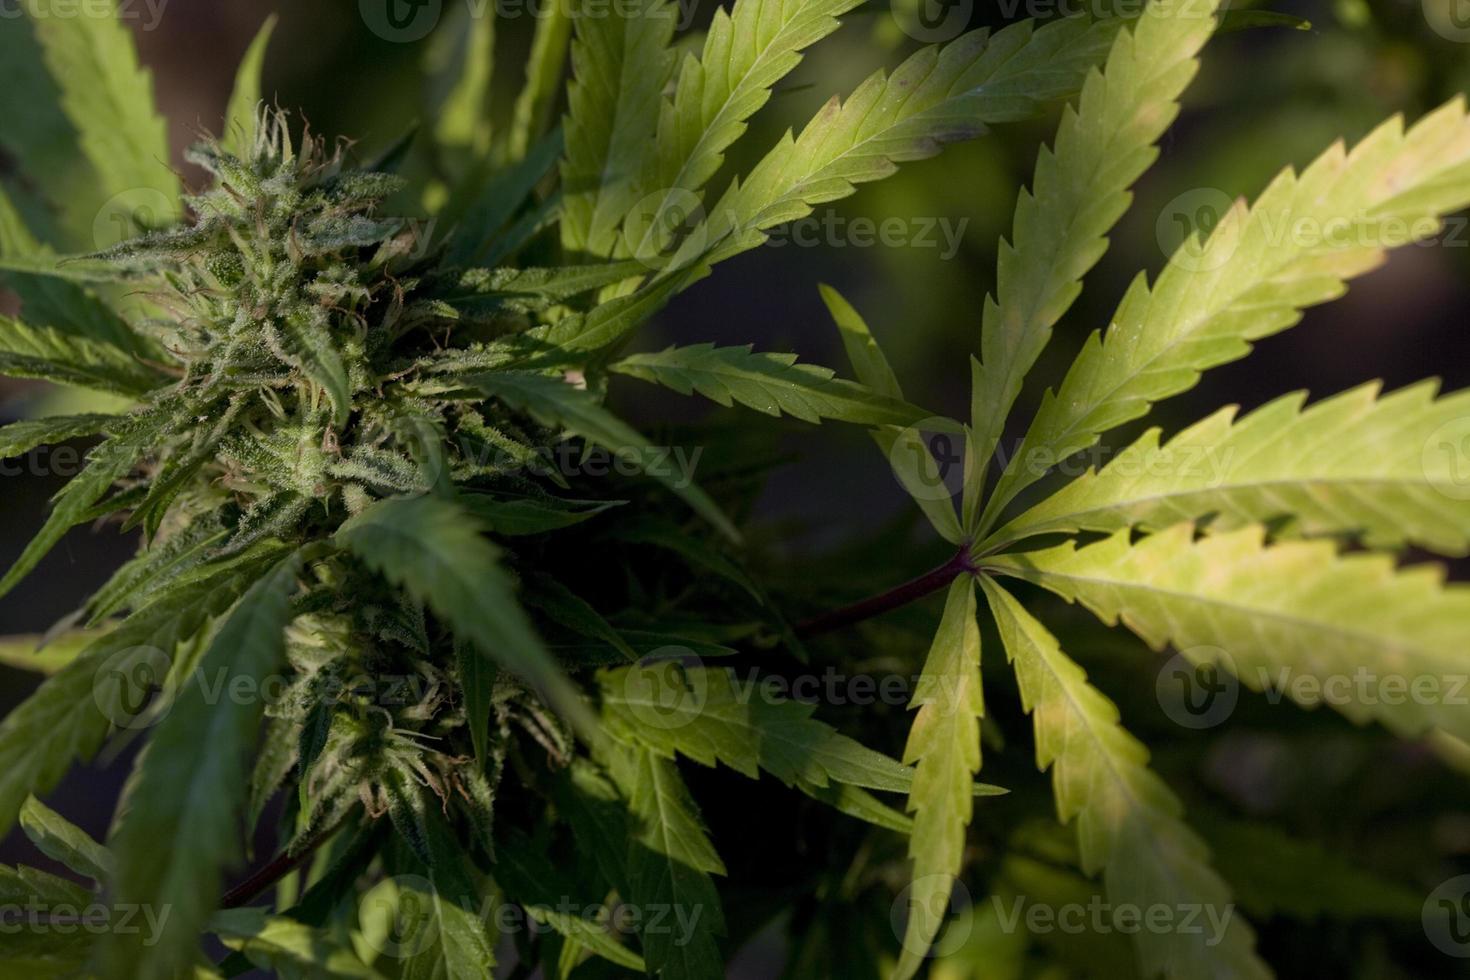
[0,0,1467,977]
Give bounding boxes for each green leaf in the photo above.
[680,17,1122,269]
[19,796,112,882]
[819,285,965,545]
[982,96,1470,530]
[101,550,304,980]
[600,663,917,793]
[0,629,109,675]
[506,0,574,164]
[525,572,638,661]
[443,129,564,266]
[0,413,118,457]
[456,637,497,772]
[893,577,982,980]
[458,493,623,535]
[25,0,181,223]
[0,251,121,286]
[0,410,169,601]
[0,186,138,350]
[980,578,1269,980]
[528,267,701,353]
[612,343,950,427]
[560,0,678,257]
[0,548,279,842]
[223,15,277,156]
[212,907,387,979]
[431,262,650,314]
[428,4,496,167]
[468,371,739,541]
[986,523,1470,742]
[0,316,163,396]
[801,781,914,835]
[0,861,95,968]
[266,310,352,426]
[625,0,867,258]
[988,381,1470,556]
[494,828,647,971]
[552,758,634,896]
[335,494,588,728]
[968,0,1219,518]
[819,283,902,398]
[1217,9,1312,33]
[409,813,498,980]
[604,742,726,980]
[85,510,230,624]
[0,16,90,247]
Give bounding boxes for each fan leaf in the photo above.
[981,578,1268,980]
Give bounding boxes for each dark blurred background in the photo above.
[2,0,1469,972]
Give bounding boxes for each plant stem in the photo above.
[795,546,975,637]
[219,830,333,909]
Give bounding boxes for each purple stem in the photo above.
[795,546,976,637]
